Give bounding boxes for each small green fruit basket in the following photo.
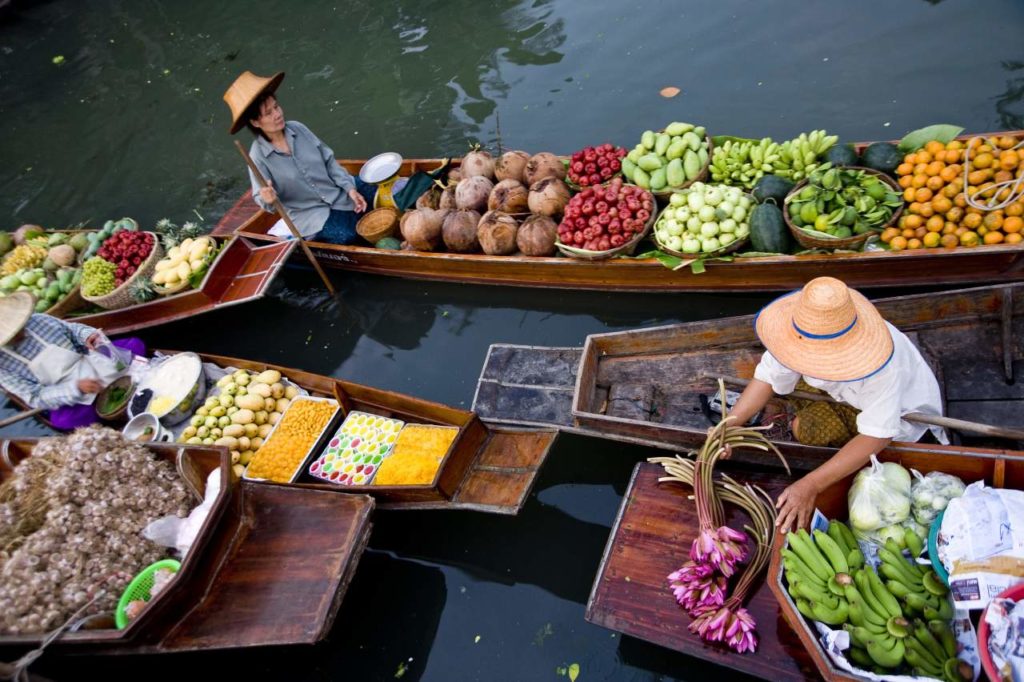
[115,558,181,629]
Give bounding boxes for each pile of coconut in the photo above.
[400,148,571,257]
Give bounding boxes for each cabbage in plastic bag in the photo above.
[910,469,966,526]
[847,455,912,532]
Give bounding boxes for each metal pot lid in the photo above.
[359,152,403,184]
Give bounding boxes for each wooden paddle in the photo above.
[0,407,44,429]
[234,140,336,295]
[706,372,1024,442]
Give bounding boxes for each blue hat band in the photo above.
[792,315,857,340]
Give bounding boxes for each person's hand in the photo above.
[349,188,368,213]
[259,186,278,205]
[776,476,819,533]
[77,379,103,394]
[85,332,103,350]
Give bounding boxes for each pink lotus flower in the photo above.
[689,604,759,653]
[689,527,749,577]
[668,562,728,615]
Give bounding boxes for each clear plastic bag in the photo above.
[910,469,966,526]
[847,454,912,532]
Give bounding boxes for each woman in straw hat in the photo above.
[724,277,946,532]
[223,71,376,244]
[0,293,142,429]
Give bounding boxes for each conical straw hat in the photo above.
[223,70,284,134]
[754,277,893,382]
[0,292,35,346]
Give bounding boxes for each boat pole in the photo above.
[0,407,44,429]
[233,140,336,295]
[706,373,1024,442]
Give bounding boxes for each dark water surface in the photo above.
[1,0,1023,680]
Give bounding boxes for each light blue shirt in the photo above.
[248,121,358,236]
[0,314,96,409]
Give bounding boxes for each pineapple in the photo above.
[130,276,158,303]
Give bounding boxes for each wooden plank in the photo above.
[473,380,575,427]
[477,345,581,386]
[158,484,373,651]
[450,428,558,514]
[585,462,819,682]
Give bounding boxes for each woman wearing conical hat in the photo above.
[725,277,946,532]
[223,71,377,244]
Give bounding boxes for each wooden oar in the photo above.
[705,372,1024,442]
[0,407,44,429]
[233,140,336,295]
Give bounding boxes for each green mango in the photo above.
[638,154,664,172]
[665,122,693,136]
[683,150,702,180]
[650,168,668,191]
[683,131,703,151]
[666,158,685,187]
[621,157,636,180]
[641,130,656,150]
[633,168,651,189]
[666,140,688,161]
[654,134,671,157]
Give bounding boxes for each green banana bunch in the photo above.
[709,130,837,188]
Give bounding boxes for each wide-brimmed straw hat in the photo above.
[223,70,284,134]
[754,277,893,382]
[0,292,35,346]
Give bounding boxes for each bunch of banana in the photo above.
[710,130,839,188]
[782,522,970,681]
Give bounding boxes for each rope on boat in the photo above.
[962,136,1024,211]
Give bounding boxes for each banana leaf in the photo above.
[898,124,964,153]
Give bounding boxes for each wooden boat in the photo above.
[213,132,1024,293]
[51,234,294,335]
[0,439,374,654]
[588,440,1024,681]
[161,351,558,514]
[473,283,1023,470]
[764,437,1024,681]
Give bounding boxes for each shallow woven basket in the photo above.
[652,188,754,260]
[44,284,84,318]
[81,233,164,310]
[356,206,400,244]
[650,133,714,203]
[555,193,657,261]
[783,167,904,251]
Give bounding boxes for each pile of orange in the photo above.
[885,136,1024,250]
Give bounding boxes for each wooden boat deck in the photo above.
[474,283,1024,469]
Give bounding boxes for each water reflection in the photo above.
[996,60,1024,131]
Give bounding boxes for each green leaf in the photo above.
[690,259,706,275]
[898,124,964,153]
[568,663,580,681]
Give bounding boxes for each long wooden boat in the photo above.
[588,441,1024,680]
[473,283,1023,470]
[0,439,374,655]
[213,132,1024,293]
[61,235,295,335]
[161,351,558,514]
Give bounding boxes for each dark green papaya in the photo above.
[752,174,795,205]
[826,145,859,167]
[749,203,793,254]
[861,143,902,176]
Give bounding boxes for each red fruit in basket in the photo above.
[132,256,141,266]
[587,173,598,185]
[598,237,610,250]
[578,176,590,186]
[608,219,621,234]
[637,209,650,222]
[598,213,611,226]
[611,234,624,247]
[584,150,596,163]
[574,232,585,245]
[584,162,596,175]
[572,161,584,173]
[581,201,594,215]
[595,201,608,213]
[609,159,621,172]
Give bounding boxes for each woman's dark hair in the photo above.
[244,92,276,140]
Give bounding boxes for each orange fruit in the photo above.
[940,233,959,248]
[1004,216,1024,233]
[904,187,916,202]
[925,215,944,232]
[923,232,941,247]
[998,136,1018,150]
[907,238,923,249]
[968,170,991,185]
[944,149,962,163]
[931,196,953,214]
[919,203,935,218]
[942,183,960,199]
[925,161,944,176]
[946,206,964,223]
[1000,150,1019,168]
[954,193,967,208]
[916,151,933,164]
[960,231,980,247]
[908,201,923,214]
[964,213,982,229]
[897,162,914,176]
[944,222,958,234]
[1007,233,1023,244]
[902,228,917,239]
[914,187,933,203]
[925,140,945,155]
[946,140,964,150]
[978,225,989,236]
[974,152,994,169]
[915,226,928,239]
[983,213,1004,231]
[926,176,945,192]
[880,227,899,243]
[904,214,923,229]
[939,166,959,183]
[890,236,908,250]
[899,174,914,188]
[984,231,1005,244]
[911,174,928,189]
[904,153,918,165]
[1007,202,1024,217]
[995,170,1014,184]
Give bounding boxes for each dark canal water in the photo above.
[1,0,1023,679]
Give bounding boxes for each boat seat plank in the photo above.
[158,484,373,651]
[473,381,574,427]
[586,462,818,681]
[478,345,582,387]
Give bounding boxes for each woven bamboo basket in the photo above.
[44,284,84,318]
[356,207,400,244]
[555,193,657,261]
[783,167,904,251]
[81,233,164,310]
[650,133,714,203]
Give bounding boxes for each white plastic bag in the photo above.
[911,469,966,527]
[848,454,912,533]
[143,468,221,557]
